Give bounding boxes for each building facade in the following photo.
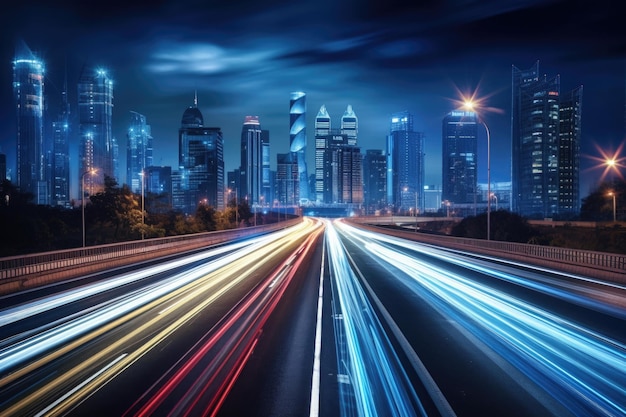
[78,67,114,196]
[240,116,269,208]
[51,76,71,207]
[126,111,153,194]
[442,110,478,206]
[314,105,363,206]
[387,111,425,214]
[363,149,387,214]
[511,61,582,219]
[177,99,224,214]
[289,91,308,203]
[13,41,45,203]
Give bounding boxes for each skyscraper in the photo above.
[240,116,264,207]
[387,111,424,214]
[276,152,299,207]
[314,105,331,203]
[126,111,153,194]
[511,61,582,219]
[13,41,45,203]
[341,105,358,146]
[363,149,387,214]
[177,96,224,214]
[78,67,114,195]
[51,72,71,208]
[315,105,363,205]
[289,91,308,203]
[558,86,583,217]
[442,110,478,206]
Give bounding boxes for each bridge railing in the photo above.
[0,218,302,285]
[346,217,626,282]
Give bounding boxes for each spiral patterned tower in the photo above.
[289,91,308,202]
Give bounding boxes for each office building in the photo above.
[341,104,358,145]
[144,165,172,213]
[126,111,153,194]
[442,110,478,206]
[78,67,114,196]
[314,105,363,205]
[512,61,582,219]
[276,152,299,207]
[387,111,425,214]
[51,75,71,207]
[13,41,45,203]
[363,149,387,214]
[240,116,269,208]
[177,96,224,214]
[289,91,308,202]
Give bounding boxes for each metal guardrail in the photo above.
[0,218,302,281]
[346,217,626,282]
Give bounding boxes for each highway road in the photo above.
[1,217,625,416]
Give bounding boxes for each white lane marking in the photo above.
[309,234,325,417]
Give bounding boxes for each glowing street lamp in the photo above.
[139,170,145,240]
[463,99,491,240]
[81,168,97,247]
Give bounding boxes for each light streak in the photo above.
[336,220,626,417]
[325,219,426,417]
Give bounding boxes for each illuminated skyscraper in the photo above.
[126,111,153,193]
[13,41,45,203]
[511,61,582,219]
[78,66,114,195]
[177,96,224,214]
[314,105,362,205]
[442,110,478,205]
[51,73,71,207]
[387,111,424,214]
[240,116,265,207]
[363,149,387,214]
[341,104,358,146]
[289,91,308,203]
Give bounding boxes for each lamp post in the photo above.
[81,169,96,247]
[140,170,145,239]
[608,191,616,222]
[463,99,491,240]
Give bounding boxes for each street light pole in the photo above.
[482,121,491,241]
[609,191,616,222]
[140,170,145,239]
[463,98,491,240]
[81,169,96,247]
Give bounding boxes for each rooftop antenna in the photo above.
[194,90,198,107]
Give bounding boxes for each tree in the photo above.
[196,203,217,231]
[580,179,626,221]
[451,210,537,243]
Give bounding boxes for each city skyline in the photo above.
[1,1,624,202]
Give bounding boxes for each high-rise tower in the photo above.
[240,115,265,207]
[13,41,45,203]
[314,105,362,205]
[341,104,358,146]
[126,111,153,194]
[78,67,114,195]
[511,61,582,219]
[387,111,424,214]
[442,110,478,205]
[177,95,224,214]
[289,91,308,203]
[51,70,71,207]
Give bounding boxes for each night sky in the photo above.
[1,0,624,201]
